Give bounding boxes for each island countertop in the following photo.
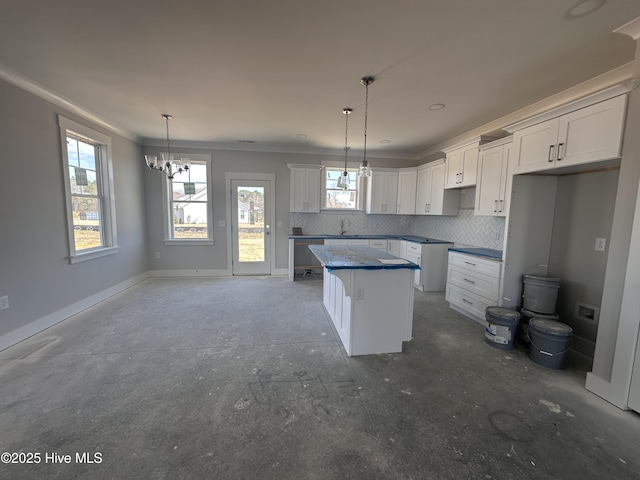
[308,245,420,271]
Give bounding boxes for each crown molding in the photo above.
[614,16,640,40]
[0,64,140,142]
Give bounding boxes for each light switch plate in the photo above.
[595,238,606,251]
[0,296,8,310]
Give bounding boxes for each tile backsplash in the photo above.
[290,208,505,250]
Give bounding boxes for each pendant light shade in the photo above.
[336,108,352,190]
[358,76,374,178]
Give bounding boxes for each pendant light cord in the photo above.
[343,108,352,172]
[165,115,172,159]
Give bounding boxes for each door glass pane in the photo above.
[237,186,264,262]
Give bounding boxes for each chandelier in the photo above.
[336,108,352,190]
[358,76,374,177]
[144,114,190,180]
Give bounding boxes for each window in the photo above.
[59,116,117,263]
[324,167,359,209]
[162,153,213,244]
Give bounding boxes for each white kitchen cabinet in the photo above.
[387,239,401,257]
[403,241,453,291]
[324,238,369,246]
[396,168,417,214]
[288,164,322,212]
[512,95,626,174]
[368,239,388,252]
[366,169,398,214]
[475,138,513,217]
[415,160,460,216]
[444,142,480,188]
[446,251,502,325]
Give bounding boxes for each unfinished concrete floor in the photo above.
[1,276,639,479]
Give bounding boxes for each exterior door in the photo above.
[231,179,272,275]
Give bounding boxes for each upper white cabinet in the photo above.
[475,137,513,217]
[511,95,626,174]
[288,164,322,213]
[366,169,398,214]
[444,141,481,189]
[415,160,460,216]
[396,168,417,214]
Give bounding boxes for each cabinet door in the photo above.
[387,239,401,257]
[513,117,560,174]
[290,168,307,212]
[289,167,320,212]
[397,169,417,214]
[415,167,433,215]
[475,146,504,216]
[366,170,398,214]
[444,149,462,188]
[366,170,386,214]
[557,95,626,168]
[497,144,512,218]
[427,163,446,215]
[305,168,321,212]
[384,171,398,214]
[459,144,479,187]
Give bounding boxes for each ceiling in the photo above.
[1,0,639,158]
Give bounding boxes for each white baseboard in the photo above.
[0,272,149,352]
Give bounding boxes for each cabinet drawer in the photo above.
[369,239,388,251]
[446,283,493,321]
[448,252,501,278]
[447,265,499,301]
[406,242,422,254]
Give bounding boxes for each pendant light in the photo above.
[144,114,191,180]
[358,76,374,177]
[336,108,352,190]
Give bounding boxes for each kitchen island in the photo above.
[309,245,419,356]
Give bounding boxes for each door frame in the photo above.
[225,172,276,275]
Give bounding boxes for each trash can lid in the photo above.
[523,274,561,284]
[529,318,572,336]
[486,306,520,320]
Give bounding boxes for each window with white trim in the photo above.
[162,153,213,244]
[59,116,118,263]
[324,167,359,209]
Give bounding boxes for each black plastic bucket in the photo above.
[522,275,560,314]
[518,308,560,346]
[528,318,573,369]
[485,307,521,350]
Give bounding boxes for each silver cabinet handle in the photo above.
[548,144,555,162]
[462,298,473,305]
[557,143,564,161]
[463,278,476,284]
[494,200,498,212]
[498,199,504,213]
[464,261,476,266]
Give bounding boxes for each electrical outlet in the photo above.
[0,296,9,310]
[595,238,606,252]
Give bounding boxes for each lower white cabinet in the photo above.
[446,251,502,324]
[368,239,388,252]
[403,241,452,292]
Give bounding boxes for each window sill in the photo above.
[69,246,119,264]
[163,239,215,246]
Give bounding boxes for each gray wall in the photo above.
[548,169,619,357]
[0,79,148,338]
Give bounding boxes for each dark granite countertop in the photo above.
[289,234,452,244]
[308,245,421,271]
[448,247,503,260]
